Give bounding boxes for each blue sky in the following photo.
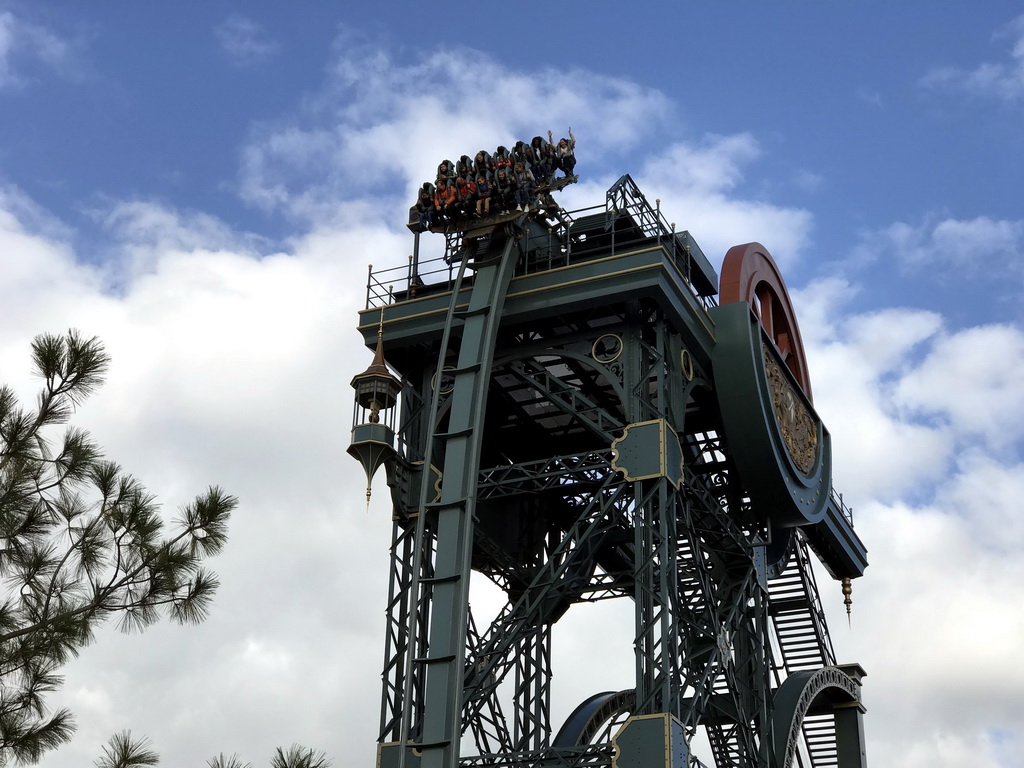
[5,2,1024,323]
[2,2,1023,767]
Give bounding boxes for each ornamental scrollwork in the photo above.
[763,342,817,475]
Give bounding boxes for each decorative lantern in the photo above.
[351,333,400,423]
[348,325,401,505]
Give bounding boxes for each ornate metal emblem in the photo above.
[763,342,817,475]
[591,333,623,363]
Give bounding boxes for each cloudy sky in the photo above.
[2,2,1023,766]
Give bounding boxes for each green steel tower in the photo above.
[349,174,868,768]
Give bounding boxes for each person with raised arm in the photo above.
[549,128,576,179]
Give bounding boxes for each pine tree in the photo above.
[97,736,334,768]
[269,745,332,768]
[0,331,236,764]
[94,731,159,768]
[206,754,252,768]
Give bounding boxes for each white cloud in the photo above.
[921,14,1024,102]
[215,14,281,69]
[0,10,75,90]
[633,135,813,266]
[894,324,1024,448]
[238,45,672,224]
[794,282,952,499]
[235,42,813,271]
[0,186,108,386]
[0,182,397,766]
[96,199,269,282]
[796,281,1024,766]
[929,217,1024,267]
[943,450,1024,553]
[555,133,814,268]
[851,215,1024,296]
[835,456,1024,766]
[643,133,761,194]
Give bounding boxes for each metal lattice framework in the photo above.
[350,175,869,768]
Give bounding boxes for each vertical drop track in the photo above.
[398,229,525,768]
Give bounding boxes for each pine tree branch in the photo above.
[0,332,231,764]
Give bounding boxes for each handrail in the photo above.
[366,176,719,313]
[830,487,855,527]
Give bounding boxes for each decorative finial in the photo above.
[841,577,853,627]
[377,295,387,341]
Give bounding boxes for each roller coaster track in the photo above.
[398,224,526,768]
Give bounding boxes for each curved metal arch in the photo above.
[771,667,863,768]
[552,689,636,748]
[720,242,813,402]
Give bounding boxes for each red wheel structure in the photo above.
[719,242,813,402]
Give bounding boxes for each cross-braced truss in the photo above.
[357,176,866,768]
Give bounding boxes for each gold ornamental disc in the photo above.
[763,342,817,475]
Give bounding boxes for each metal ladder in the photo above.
[397,228,525,768]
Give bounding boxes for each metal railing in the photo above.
[365,175,718,313]
[830,487,855,527]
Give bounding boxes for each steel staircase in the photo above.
[681,429,844,767]
[767,536,840,768]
